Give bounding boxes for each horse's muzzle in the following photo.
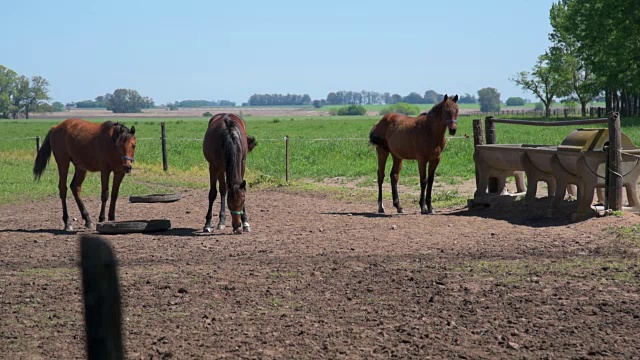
[447,119,457,136]
[123,165,132,174]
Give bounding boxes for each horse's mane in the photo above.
[221,115,244,186]
[102,120,133,141]
[422,99,446,117]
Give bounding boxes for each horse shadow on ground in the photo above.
[0,228,75,236]
[321,212,400,218]
[146,227,237,237]
[445,196,598,228]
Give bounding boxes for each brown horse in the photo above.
[33,119,137,231]
[369,94,459,214]
[203,113,257,234]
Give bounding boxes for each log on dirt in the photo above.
[96,220,172,235]
[128,193,182,203]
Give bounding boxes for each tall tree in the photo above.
[0,65,18,119]
[477,87,501,112]
[107,89,154,113]
[512,52,570,117]
[548,1,600,117]
[23,76,51,119]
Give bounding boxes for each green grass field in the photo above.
[0,114,637,206]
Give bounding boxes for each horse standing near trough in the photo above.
[369,94,459,214]
[33,119,137,231]
[203,113,257,234]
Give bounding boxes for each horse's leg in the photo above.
[418,158,428,214]
[98,171,110,223]
[390,155,403,213]
[425,159,440,214]
[217,174,227,230]
[70,168,93,229]
[107,172,124,221]
[203,166,218,233]
[376,147,389,213]
[56,160,72,231]
[241,204,250,232]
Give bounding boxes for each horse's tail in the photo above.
[247,135,257,152]
[368,122,388,150]
[33,130,52,181]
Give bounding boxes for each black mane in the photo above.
[221,115,244,186]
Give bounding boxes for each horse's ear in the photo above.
[130,126,136,135]
[452,95,458,103]
[240,180,246,189]
[443,94,448,102]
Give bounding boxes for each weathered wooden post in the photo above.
[35,136,40,153]
[472,119,483,189]
[285,135,290,183]
[484,116,498,193]
[161,122,168,172]
[80,235,124,360]
[607,112,622,211]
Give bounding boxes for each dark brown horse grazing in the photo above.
[33,119,136,231]
[369,94,459,214]
[203,113,257,234]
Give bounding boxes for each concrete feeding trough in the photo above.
[473,144,552,204]
[547,129,640,220]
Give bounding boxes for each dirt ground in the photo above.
[1,188,640,359]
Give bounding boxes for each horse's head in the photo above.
[113,124,136,174]
[441,94,459,136]
[227,180,246,234]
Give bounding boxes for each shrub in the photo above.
[505,97,526,106]
[336,105,367,116]
[379,102,420,116]
[534,102,544,111]
[203,111,212,117]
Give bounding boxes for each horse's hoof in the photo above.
[243,223,251,233]
[64,225,74,232]
[397,208,404,214]
[378,207,385,214]
[421,209,435,215]
[203,227,213,233]
[217,224,225,230]
[85,222,94,229]
[233,228,243,235]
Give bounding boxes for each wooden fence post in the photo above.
[285,135,290,183]
[161,122,168,172]
[607,112,622,211]
[80,235,124,360]
[35,136,40,153]
[472,119,483,189]
[484,116,498,193]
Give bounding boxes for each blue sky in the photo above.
[6,0,555,105]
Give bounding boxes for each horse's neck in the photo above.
[422,112,447,137]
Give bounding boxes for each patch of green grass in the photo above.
[451,256,640,284]
[1,115,638,204]
[269,271,302,278]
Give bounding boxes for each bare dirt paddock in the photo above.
[1,189,640,359]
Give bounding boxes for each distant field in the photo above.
[1,113,636,205]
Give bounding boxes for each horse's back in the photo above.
[49,118,107,170]
[370,113,424,159]
[203,113,248,165]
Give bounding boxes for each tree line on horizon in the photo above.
[512,0,639,118]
